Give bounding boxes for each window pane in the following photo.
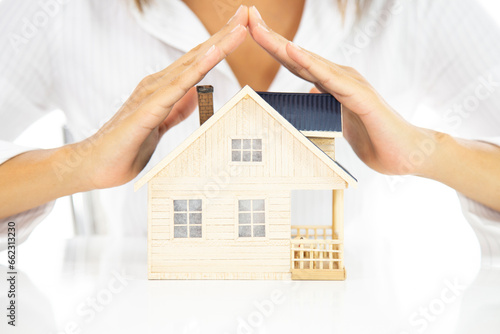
[239,213,251,224]
[253,225,265,237]
[174,226,187,238]
[189,213,202,224]
[238,200,251,211]
[232,139,241,149]
[239,225,251,237]
[242,151,251,162]
[253,212,265,224]
[253,139,262,150]
[189,199,202,211]
[243,139,251,149]
[252,151,262,162]
[253,200,265,211]
[232,150,241,162]
[190,226,202,238]
[173,200,187,212]
[174,213,187,225]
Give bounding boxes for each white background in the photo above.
[1,1,500,334]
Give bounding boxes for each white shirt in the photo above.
[0,0,499,268]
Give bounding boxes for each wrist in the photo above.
[55,142,97,194]
[413,129,454,180]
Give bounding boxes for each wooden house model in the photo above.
[135,85,357,280]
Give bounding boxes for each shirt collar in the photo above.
[128,0,237,84]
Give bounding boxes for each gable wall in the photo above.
[157,97,346,186]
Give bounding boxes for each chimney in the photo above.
[197,85,214,126]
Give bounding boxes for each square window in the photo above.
[252,139,262,150]
[174,200,187,212]
[239,200,251,211]
[174,213,187,225]
[239,213,251,224]
[253,225,266,237]
[174,226,187,238]
[189,199,202,211]
[232,139,242,149]
[253,212,265,224]
[189,213,202,224]
[253,200,265,211]
[190,226,202,238]
[239,226,251,238]
[232,151,242,162]
[252,151,262,162]
[242,139,251,149]
[242,151,251,162]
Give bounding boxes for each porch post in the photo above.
[332,189,344,241]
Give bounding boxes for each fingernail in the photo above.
[231,24,245,34]
[236,4,244,16]
[204,45,216,57]
[288,41,301,51]
[251,6,262,20]
[257,22,269,33]
[229,5,244,22]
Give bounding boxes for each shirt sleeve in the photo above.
[414,0,500,264]
[0,0,60,250]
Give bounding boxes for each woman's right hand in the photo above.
[0,6,248,219]
[76,6,248,190]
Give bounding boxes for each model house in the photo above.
[135,85,357,280]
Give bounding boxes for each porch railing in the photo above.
[290,225,344,278]
[291,225,336,240]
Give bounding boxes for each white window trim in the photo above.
[229,136,265,166]
[234,197,269,240]
[170,197,205,242]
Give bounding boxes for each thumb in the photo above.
[310,85,326,94]
[161,87,198,134]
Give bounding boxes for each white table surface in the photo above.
[1,236,499,334]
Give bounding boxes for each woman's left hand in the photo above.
[248,6,438,177]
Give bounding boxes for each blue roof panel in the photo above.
[256,92,342,132]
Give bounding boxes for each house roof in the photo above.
[135,86,357,191]
[256,92,342,135]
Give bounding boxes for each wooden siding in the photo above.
[149,189,291,275]
[156,97,347,188]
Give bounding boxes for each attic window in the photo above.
[174,199,202,238]
[232,139,262,162]
[238,199,266,238]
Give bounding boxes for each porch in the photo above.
[290,225,345,280]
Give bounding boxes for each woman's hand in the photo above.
[78,6,249,190]
[248,6,500,211]
[247,6,435,177]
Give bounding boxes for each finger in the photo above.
[140,5,249,93]
[309,87,324,94]
[286,42,356,97]
[160,87,198,135]
[133,25,247,134]
[248,6,317,83]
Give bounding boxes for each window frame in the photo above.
[229,137,265,166]
[234,197,269,240]
[170,197,205,241]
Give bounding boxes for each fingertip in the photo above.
[287,41,302,53]
[286,41,305,62]
[229,5,249,27]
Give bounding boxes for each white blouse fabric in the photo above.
[0,0,499,268]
